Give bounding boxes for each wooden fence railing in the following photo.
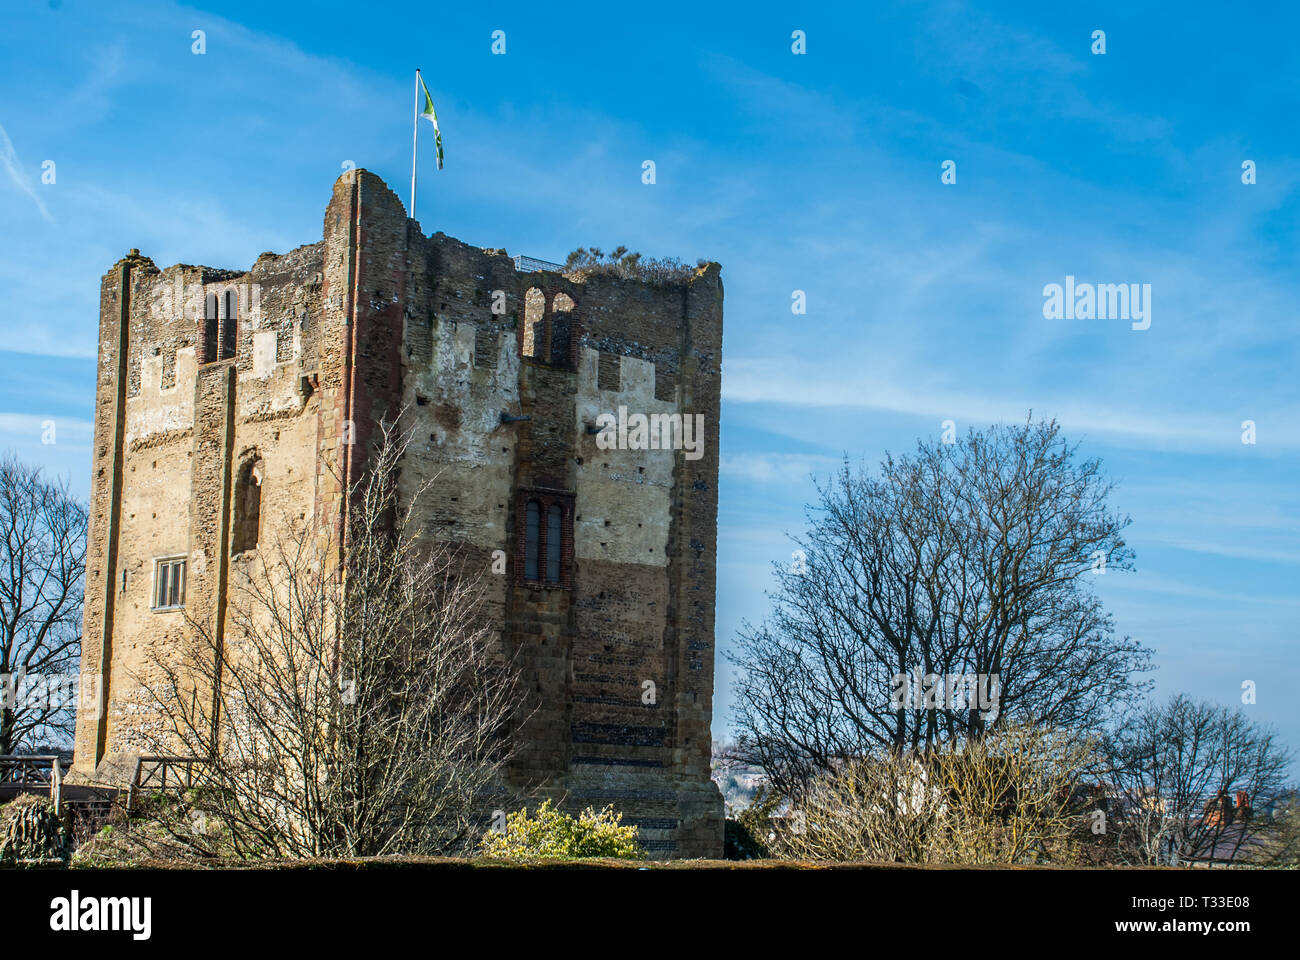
[0,754,65,812]
[126,755,209,813]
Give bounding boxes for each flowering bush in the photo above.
[479,800,643,860]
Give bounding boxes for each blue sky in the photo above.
[2,0,1297,768]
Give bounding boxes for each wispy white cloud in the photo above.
[0,412,92,444]
[1149,536,1300,566]
[722,356,1300,454]
[0,122,53,223]
[721,451,841,485]
[1100,570,1300,609]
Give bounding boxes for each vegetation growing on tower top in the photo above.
[564,246,704,284]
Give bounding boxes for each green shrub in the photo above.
[480,800,643,860]
[563,246,700,284]
[726,785,782,859]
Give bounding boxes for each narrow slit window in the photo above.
[524,500,540,581]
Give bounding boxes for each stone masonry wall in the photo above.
[74,243,331,776]
[73,168,724,858]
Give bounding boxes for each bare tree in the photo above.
[139,420,521,858]
[776,725,1096,864]
[0,454,87,753]
[1103,695,1291,865]
[1256,788,1300,866]
[730,417,1152,796]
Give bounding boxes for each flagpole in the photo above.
[410,69,420,219]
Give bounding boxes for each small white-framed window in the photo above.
[153,556,187,611]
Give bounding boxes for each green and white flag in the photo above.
[418,73,443,170]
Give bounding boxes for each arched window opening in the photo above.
[204,294,219,363]
[516,492,573,587]
[522,287,545,359]
[232,458,263,555]
[550,293,574,366]
[524,500,541,580]
[221,288,238,360]
[546,504,563,583]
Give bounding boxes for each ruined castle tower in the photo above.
[72,169,725,857]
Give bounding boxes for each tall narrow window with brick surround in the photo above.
[522,287,545,360]
[546,504,562,582]
[550,292,575,367]
[516,492,573,588]
[524,500,540,581]
[221,289,238,360]
[204,294,219,362]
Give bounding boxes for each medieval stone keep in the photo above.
[72,169,725,857]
